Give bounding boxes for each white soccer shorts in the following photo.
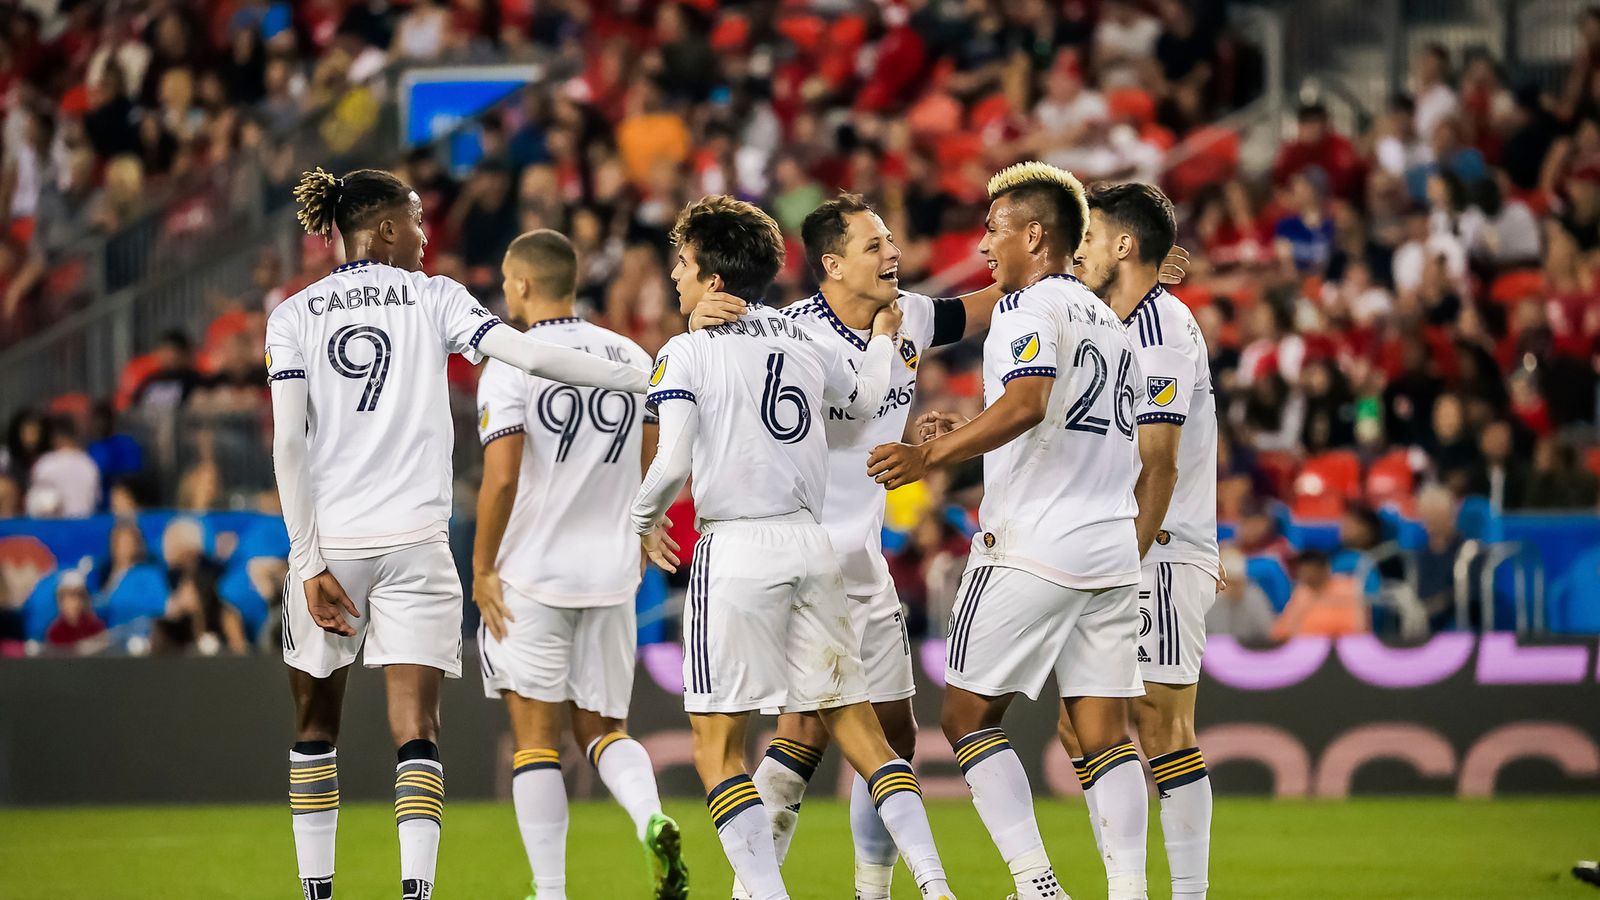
[851,581,916,703]
[478,586,637,720]
[282,540,463,678]
[681,517,868,715]
[944,564,1143,700]
[1137,561,1216,685]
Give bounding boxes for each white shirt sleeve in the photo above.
[1134,342,1196,426]
[630,387,697,533]
[269,376,326,581]
[477,325,650,394]
[425,275,503,363]
[264,302,306,381]
[476,360,528,445]
[822,333,894,419]
[986,301,1060,385]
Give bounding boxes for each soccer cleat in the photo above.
[644,812,690,900]
[1576,860,1600,888]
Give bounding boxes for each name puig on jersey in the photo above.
[827,382,915,422]
[705,314,815,342]
[306,284,421,316]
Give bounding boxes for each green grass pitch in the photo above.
[3,797,1596,898]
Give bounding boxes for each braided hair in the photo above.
[293,167,413,239]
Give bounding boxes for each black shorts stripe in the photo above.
[947,567,993,673]
[281,574,295,652]
[690,535,713,693]
[478,621,495,676]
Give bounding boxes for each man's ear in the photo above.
[1026,221,1045,253]
[822,253,843,281]
[377,217,397,244]
[707,273,725,293]
[1117,232,1135,262]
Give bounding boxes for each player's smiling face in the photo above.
[671,243,712,314]
[1074,213,1121,298]
[388,191,428,272]
[827,211,901,306]
[978,195,1032,293]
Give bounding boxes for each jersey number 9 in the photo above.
[328,325,392,412]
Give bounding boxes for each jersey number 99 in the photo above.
[537,385,637,463]
[761,352,811,444]
[328,325,392,412]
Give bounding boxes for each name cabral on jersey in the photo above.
[302,284,453,316]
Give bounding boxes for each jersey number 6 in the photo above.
[328,324,392,412]
[760,351,811,444]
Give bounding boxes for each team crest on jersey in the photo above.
[1147,376,1177,407]
[1010,333,1040,363]
[982,532,996,548]
[1156,529,1171,545]
[898,337,919,369]
[650,356,667,387]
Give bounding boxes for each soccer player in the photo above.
[270,168,648,900]
[1063,182,1220,899]
[473,230,688,900]
[630,196,956,900]
[687,193,1002,900]
[867,162,1154,900]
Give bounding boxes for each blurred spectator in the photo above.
[1524,438,1600,510]
[27,417,100,519]
[87,402,144,498]
[1410,44,1459,148]
[1271,550,1368,640]
[1274,103,1364,202]
[1206,547,1274,643]
[1427,394,1481,487]
[149,567,247,656]
[1413,486,1466,631]
[45,569,106,649]
[447,161,518,272]
[132,330,204,409]
[2,410,49,486]
[615,78,691,188]
[1274,169,1336,274]
[1462,420,1529,511]
[1299,359,1356,454]
[101,520,149,596]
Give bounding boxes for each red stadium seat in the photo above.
[1366,449,1416,514]
[1293,450,1361,518]
[1490,269,1543,305]
[114,353,161,412]
[1253,449,1302,499]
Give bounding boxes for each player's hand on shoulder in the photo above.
[688,291,746,332]
[641,516,682,574]
[1159,245,1189,285]
[305,570,359,637]
[867,441,929,490]
[916,410,968,443]
[871,299,903,339]
[472,569,514,642]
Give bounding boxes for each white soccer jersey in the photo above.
[971,273,1146,590]
[782,290,939,595]
[1124,286,1221,578]
[477,317,655,607]
[645,304,869,523]
[265,258,504,551]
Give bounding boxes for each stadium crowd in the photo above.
[2,0,1599,655]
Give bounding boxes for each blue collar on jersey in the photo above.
[331,258,379,274]
[1038,272,1083,285]
[1123,284,1163,326]
[528,316,583,329]
[797,291,868,350]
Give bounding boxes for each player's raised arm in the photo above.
[823,300,901,420]
[476,326,650,393]
[629,340,699,571]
